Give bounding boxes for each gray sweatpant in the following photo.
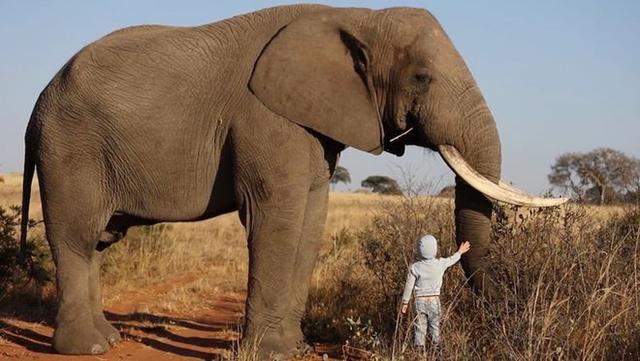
[414,297,441,346]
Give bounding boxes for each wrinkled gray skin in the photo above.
[21,4,501,359]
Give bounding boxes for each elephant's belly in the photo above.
[116,175,237,223]
[112,139,237,222]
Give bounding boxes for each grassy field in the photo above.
[1,172,638,360]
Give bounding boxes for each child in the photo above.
[401,235,471,347]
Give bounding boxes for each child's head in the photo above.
[416,234,438,259]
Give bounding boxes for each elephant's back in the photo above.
[25,3,334,221]
[27,4,332,150]
[99,24,173,39]
[35,3,330,125]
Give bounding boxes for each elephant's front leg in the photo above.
[241,183,310,358]
[283,182,329,352]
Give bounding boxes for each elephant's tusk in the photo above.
[438,144,568,207]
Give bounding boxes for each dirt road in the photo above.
[0,273,338,360]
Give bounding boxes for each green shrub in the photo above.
[0,205,53,318]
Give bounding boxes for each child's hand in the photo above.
[401,303,408,314]
[458,241,471,254]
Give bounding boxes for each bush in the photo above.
[0,205,53,317]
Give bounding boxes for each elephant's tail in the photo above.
[20,145,35,263]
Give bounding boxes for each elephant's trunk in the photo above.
[456,182,494,292]
[452,107,500,294]
[435,102,501,294]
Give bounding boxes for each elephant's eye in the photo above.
[414,71,430,84]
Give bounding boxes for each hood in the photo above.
[417,234,437,259]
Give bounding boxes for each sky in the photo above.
[1,0,638,194]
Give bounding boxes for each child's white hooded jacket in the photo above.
[401,235,461,302]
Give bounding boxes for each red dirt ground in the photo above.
[0,273,340,360]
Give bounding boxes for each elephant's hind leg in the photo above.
[42,176,112,354]
[89,248,121,345]
[48,225,111,354]
[89,214,143,345]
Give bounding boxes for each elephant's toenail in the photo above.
[91,344,105,354]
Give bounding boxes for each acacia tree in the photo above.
[548,148,640,205]
[330,166,351,188]
[361,175,403,195]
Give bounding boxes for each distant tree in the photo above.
[330,166,351,187]
[624,188,640,204]
[437,185,455,198]
[548,148,640,205]
[361,176,403,195]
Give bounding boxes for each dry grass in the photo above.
[304,195,640,360]
[0,173,42,233]
[2,172,638,360]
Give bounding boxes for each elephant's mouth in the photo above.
[438,145,568,207]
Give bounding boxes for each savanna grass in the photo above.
[2,171,637,360]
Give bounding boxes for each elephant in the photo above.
[20,4,566,359]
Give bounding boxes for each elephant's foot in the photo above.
[283,323,313,357]
[53,320,109,355]
[242,327,297,361]
[243,338,288,360]
[93,315,122,345]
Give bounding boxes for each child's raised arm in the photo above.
[440,241,471,268]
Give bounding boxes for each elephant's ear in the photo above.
[249,11,384,154]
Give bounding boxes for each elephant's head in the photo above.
[249,7,566,292]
